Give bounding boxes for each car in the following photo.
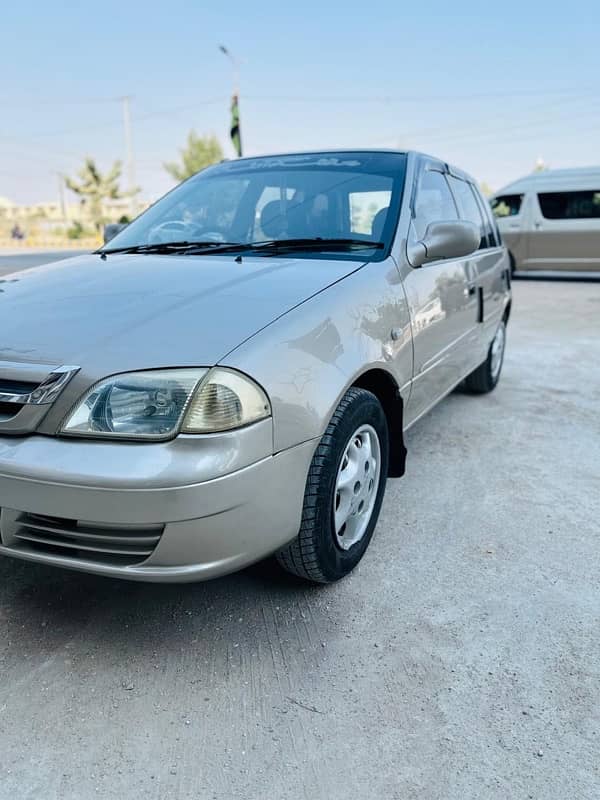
[491,166,600,275]
[0,150,511,584]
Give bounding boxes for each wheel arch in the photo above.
[352,368,407,478]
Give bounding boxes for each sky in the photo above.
[2,0,599,205]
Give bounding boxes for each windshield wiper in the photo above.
[98,240,243,256]
[183,238,385,256]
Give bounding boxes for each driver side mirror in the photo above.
[103,222,128,244]
[408,220,479,268]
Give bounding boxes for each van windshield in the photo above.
[104,152,407,261]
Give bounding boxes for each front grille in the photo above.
[0,402,24,420]
[11,512,163,566]
[0,378,39,395]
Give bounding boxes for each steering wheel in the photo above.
[148,220,227,244]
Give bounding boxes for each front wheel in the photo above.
[277,387,389,583]
[464,320,506,394]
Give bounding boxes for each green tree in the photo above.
[164,132,223,181]
[65,158,130,230]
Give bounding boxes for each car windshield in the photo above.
[104,151,407,260]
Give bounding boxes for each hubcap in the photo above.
[333,424,381,551]
[490,322,505,380]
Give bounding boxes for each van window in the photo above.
[448,176,486,249]
[413,170,458,241]
[491,194,523,218]
[538,191,600,220]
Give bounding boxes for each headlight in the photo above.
[61,368,270,440]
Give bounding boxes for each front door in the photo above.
[402,165,476,424]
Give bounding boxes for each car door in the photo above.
[491,191,528,267]
[527,189,600,271]
[402,163,477,423]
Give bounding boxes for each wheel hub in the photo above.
[333,424,381,550]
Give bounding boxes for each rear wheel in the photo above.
[277,387,389,583]
[464,320,506,394]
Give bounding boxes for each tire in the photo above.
[277,387,389,584]
[464,319,506,394]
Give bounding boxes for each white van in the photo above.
[491,167,600,274]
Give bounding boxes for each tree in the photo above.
[164,132,223,182]
[65,158,130,230]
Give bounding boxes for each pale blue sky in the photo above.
[2,0,599,204]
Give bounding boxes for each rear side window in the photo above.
[491,194,523,218]
[538,191,600,220]
[448,176,486,249]
[413,169,458,240]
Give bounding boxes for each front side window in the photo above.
[491,194,523,218]
[104,152,407,261]
[413,169,458,241]
[448,176,486,249]
[538,191,600,220]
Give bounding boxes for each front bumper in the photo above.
[0,424,316,582]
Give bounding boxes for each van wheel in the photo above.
[277,387,389,583]
[465,320,506,394]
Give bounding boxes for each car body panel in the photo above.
[493,166,600,272]
[0,149,511,582]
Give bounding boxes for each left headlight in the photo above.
[61,368,271,440]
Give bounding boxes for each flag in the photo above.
[230,94,242,157]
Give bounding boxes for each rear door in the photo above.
[528,189,600,271]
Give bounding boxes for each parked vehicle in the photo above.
[491,166,600,274]
[0,151,511,584]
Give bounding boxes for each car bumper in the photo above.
[0,425,316,582]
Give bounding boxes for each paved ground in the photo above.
[0,277,598,799]
[0,249,89,277]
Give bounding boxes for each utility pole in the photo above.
[56,172,67,221]
[120,95,137,217]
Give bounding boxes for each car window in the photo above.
[349,190,392,236]
[105,151,408,262]
[413,169,458,241]
[474,188,499,247]
[448,176,487,249]
[537,191,600,220]
[491,194,524,218]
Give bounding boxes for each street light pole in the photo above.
[218,45,240,95]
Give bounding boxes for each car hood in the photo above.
[0,252,362,379]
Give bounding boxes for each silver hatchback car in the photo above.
[0,151,511,583]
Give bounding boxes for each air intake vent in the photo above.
[12,512,163,566]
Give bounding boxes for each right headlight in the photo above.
[182,368,271,433]
[61,367,271,440]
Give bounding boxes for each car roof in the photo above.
[494,166,600,196]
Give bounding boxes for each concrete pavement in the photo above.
[0,280,598,799]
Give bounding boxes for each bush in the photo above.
[66,221,85,240]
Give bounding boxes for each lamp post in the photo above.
[219,45,243,157]
[218,45,240,95]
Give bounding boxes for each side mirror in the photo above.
[103,222,127,244]
[408,220,479,268]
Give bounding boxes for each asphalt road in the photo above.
[0,276,599,799]
[0,249,89,277]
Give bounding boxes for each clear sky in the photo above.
[2,0,599,204]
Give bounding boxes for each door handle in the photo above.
[468,285,477,296]
[534,221,542,230]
